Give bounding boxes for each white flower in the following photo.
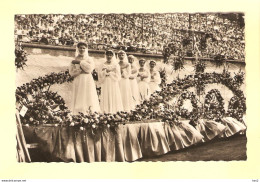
[83,118,89,124]
[107,124,110,128]
[80,126,84,130]
[92,124,96,129]
[70,122,75,126]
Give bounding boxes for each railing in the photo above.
[21,42,245,64]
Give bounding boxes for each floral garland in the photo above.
[159,69,167,88]
[157,108,181,127]
[233,69,245,88]
[194,72,206,96]
[204,89,225,122]
[213,54,226,67]
[17,68,246,132]
[19,90,70,125]
[172,55,185,72]
[15,43,28,70]
[16,70,73,104]
[227,95,246,122]
[194,59,206,73]
[175,91,200,126]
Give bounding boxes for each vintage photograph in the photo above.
[15,13,246,162]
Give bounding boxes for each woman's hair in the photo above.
[149,60,156,65]
[139,59,146,64]
[105,49,114,55]
[75,41,89,58]
[117,50,128,63]
[77,41,88,48]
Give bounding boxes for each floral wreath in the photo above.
[204,89,225,122]
[16,67,246,132]
[227,95,246,122]
[175,91,200,126]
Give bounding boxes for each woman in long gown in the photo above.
[149,60,161,94]
[117,50,135,112]
[128,55,140,107]
[99,50,124,114]
[137,59,151,102]
[69,41,100,114]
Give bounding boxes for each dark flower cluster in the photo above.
[194,59,206,73]
[213,54,226,67]
[19,91,70,125]
[204,89,225,122]
[16,70,73,104]
[175,91,200,126]
[227,95,246,122]
[194,72,206,96]
[15,44,28,70]
[172,56,185,71]
[159,69,167,88]
[233,69,245,87]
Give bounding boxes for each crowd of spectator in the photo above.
[14,13,245,60]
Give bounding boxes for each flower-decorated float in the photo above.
[16,50,246,162]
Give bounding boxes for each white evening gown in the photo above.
[69,58,100,115]
[137,68,151,102]
[149,69,161,94]
[129,64,140,107]
[119,63,135,112]
[99,62,124,114]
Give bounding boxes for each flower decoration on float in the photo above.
[194,72,206,96]
[233,69,245,88]
[15,43,28,70]
[204,89,225,123]
[159,69,167,88]
[16,67,246,133]
[227,95,246,123]
[175,91,200,127]
[213,53,226,67]
[194,58,206,73]
[171,53,185,72]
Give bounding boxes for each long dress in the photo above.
[149,69,161,94]
[129,63,140,107]
[69,57,100,115]
[137,67,151,102]
[99,62,124,114]
[119,62,135,112]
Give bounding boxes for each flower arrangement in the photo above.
[213,54,226,67]
[15,43,28,70]
[175,91,200,126]
[194,59,206,73]
[16,65,246,134]
[194,72,206,95]
[227,95,246,122]
[204,89,225,122]
[172,55,185,71]
[16,70,73,104]
[159,69,167,88]
[233,69,245,88]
